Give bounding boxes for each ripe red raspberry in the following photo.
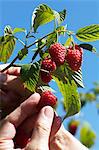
[49,43,66,66]
[40,57,56,83]
[38,91,57,109]
[65,44,83,71]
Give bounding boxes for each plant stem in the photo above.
[31,43,47,62]
[27,30,66,49]
[14,36,25,46]
[1,30,66,72]
[27,32,53,48]
[1,55,19,72]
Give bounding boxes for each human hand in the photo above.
[0,64,31,118]
[0,91,89,150]
[0,93,56,150]
[0,65,89,150]
[50,122,89,150]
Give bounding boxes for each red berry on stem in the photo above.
[68,120,79,135]
[49,43,66,66]
[69,124,78,135]
[40,72,52,83]
[65,44,83,71]
[40,57,56,83]
[38,91,57,109]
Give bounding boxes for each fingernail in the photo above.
[44,106,53,118]
[0,74,7,82]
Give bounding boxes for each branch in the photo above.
[27,30,66,49]
[1,30,66,72]
[1,55,19,72]
[31,43,47,62]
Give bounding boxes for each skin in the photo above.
[0,65,89,150]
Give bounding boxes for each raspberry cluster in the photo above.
[40,43,83,84]
[14,43,83,148]
[40,43,66,83]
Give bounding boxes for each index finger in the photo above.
[6,93,40,128]
[0,64,20,76]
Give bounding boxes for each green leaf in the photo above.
[4,25,13,36]
[76,24,99,42]
[38,85,56,93]
[79,43,96,52]
[61,63,84,88]
[32,4,55,32]
[36,39,47,48]
[96,103,99,109]
[93,82,99,95]
[0,36,16,63]
[85,93,96,102]
[80,124,96,148]
[64,36,73,48]
[58,9,66,24]
[53,64,81,118]
[53,10,60,25]
[20,62,40,92]
[46,32,57,47]
[72,69,84,88]
[56,26,66,35]
[53,9,66,25]
[13,28,26,34]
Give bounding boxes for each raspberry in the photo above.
[40,72,52,83]
[68,120,79,135]
[65,44,83,71]
[38,91,57,109]
[40,57,56,83]
[69,124,78,135]
[49,43,66,66]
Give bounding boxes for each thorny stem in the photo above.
[1,30,66,72]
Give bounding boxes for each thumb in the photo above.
[25,106,54,150]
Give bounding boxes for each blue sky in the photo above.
[0,0,99,149]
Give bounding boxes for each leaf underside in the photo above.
[32,4,55,32]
